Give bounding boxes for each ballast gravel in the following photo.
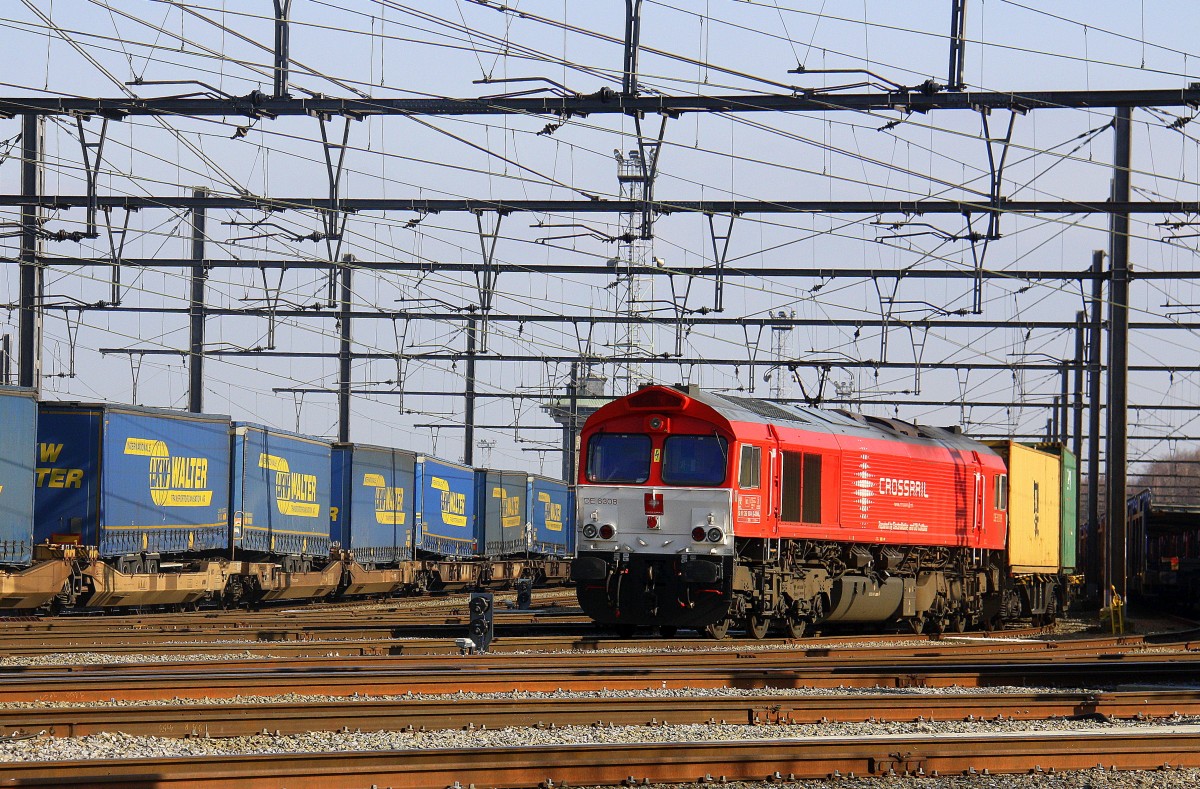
[2,718,1199,763]
[0,682,1174,710]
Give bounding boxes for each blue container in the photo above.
[475,469,528,558]
[332,443,416,565]
[415,456,478,559]
[35,403,231,558]
[528,475,571,557]
[0,387,37,566]
[231,423,331,559]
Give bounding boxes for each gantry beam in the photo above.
[3,86,1200,118]
[91,348,1197,373]
[5,195,1200,215]
[36,306,1200,332]
[32,257,1200,282]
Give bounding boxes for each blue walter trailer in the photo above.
[231,423,331,569]
[475,469,528,558]
[0,387,37,567]
[35,402,232,571]
[475,468,529,587]
[527,474,573,585]
[0,386,74,610]
[331,443,419,596]
[332,443,416,565]
[415,455,480,590]
[416,456,477,558]
[528,475,571,557]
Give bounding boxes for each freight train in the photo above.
[1127,489,1200,609]
[0,386,573,611]
[570,384,1078,638]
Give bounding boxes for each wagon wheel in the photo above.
[747,614,771,640]
[659,625,679,638]
[907,614,926,635]
[705,616,734,640]
[783,615,807,639]
[1043,593,1058,625]
[950,613,968,633]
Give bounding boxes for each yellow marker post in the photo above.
[1107,585,1125,635]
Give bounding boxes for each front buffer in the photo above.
[573,551,734,628]
[571,485,735,630]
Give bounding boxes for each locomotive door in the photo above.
[971,451,984,539]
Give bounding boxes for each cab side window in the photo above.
[738,445,761,489]
[994,474,1008,511]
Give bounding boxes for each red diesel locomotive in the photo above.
[570,384,1034,638]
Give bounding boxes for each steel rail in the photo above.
[0,631,1162,660]
[0,625,1167,659]
[0,728,1197,787]
[2,658,1199,704]
[5,689,1198,739]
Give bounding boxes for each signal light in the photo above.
[706,527,724,543]
[646,516,660,529]
[691,526,707,542]
[598,523,616,540]
[468,592,494,652]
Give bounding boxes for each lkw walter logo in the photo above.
[259,453,320,517]
[124,438,212,507]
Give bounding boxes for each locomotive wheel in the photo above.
[615,624,637,639]
[783,616,807,639]
[705,617,734,640]
[659,625,678,637]
[747,614,771,640]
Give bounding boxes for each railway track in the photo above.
[6,689,1200,739]
[3,655,1199,703]
[2,728,1198,787]
[0,627,1183,660]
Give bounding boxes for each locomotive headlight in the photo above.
[691,526,707,542]
[598,523,616,540]
[582,523,598,539]
[706,527,724,543]
[648,416,664,430]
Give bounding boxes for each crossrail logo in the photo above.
[125,438,212,507]
[259,453,320,517]
[856,454,872,522]
[363,473,406,525]
[538,491,563,531]
[431,476,467,527]
[493,486,523,528]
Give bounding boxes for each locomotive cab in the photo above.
[572,386,738,632]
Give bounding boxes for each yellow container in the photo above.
[986,441,1062,573]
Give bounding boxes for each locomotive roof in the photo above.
[673,385,993,453]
